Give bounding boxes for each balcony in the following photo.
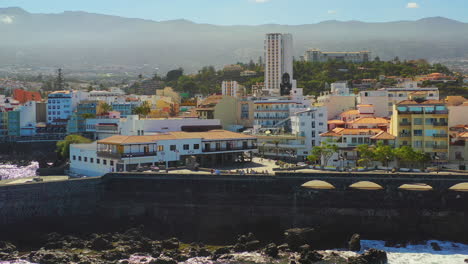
[97,151,157,159]
[202,146,257,153]
[399,133,411,137]
[399,122,411,126]
[433,134,448,138]
[432,145,448,150]
[433,122,448,126]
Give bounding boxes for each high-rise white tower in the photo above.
[264,33,293,96]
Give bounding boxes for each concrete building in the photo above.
[195,95,239,130]
[445,96,468,128]
[222,81,244,97]
[316,91,356,120]
[358,90,390,117]
[47,90,88,125]
[69,130,257,177]
[390,100,449,162]
[304,49,370,63]
[264,33,293,96]
[449,125,468,169]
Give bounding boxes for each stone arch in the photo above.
[398,183,433,191]
[301,180,335,190]
[349,181,384,191]
[449,183,468,192]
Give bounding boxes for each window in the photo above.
[158,145,164,151]
[216,143,221,151]
[84,157,87,162]
[183,144,189,150]
[319,122,324,126]
[170,145,176,151]
[97,159,100,164]
[414,118,423,125]
[318,113,323,117]
[103,160,107,165]
[78,156,82,161]
[311,122,315,128]
[72,155,76,160]
[194,144,200,150]
[110,161,114,166]
[90,158,94,163]
[413,130,423,136]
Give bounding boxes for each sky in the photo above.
[0,0,467,25]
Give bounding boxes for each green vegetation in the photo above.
[356,143,431,169]
[308,141,339,167]
[132,101,151,117]
[56,135,92,160]
[97,102,112,115]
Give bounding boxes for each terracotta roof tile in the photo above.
[370,131,396,140]
[348,117,390,124]
[98,130,255,145]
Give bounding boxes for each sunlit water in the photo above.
[0,162,39,180]
[1,240,466,264]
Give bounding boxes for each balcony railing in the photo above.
[399,133,411,137]
[432,145,448,150]
[433,122,448,126]
[202,146,257,153]
[97,151,157,159]
[399,122,411,126]
[433,134,448,138]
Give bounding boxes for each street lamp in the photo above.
[434,154,440,174]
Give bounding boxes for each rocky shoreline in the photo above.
[0,227,391,264]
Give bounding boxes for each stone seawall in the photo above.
[0,172,467,245]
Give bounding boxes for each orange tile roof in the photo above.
[320,131,342,137]
[458,132,468,138]
[370,131,396,140]
[348,117,390,124]
[340,109,360,116]
[98,130,255,144]
[328,119,345,124]
[357,104,374,107]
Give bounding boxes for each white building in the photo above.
[69,130,258,177]
[88,88,125,104]
[86,115,222,140]
[47,90,88,125]
[316,83,356,119]
[358,90,390,117]
[304,49,371,63]
[222,80,244,97]
[290,107,328,156]
[264,33,293,96]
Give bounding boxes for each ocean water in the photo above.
[0,162,39,180]
[1,240,466,264]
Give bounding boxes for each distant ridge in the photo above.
[0,7,467,73]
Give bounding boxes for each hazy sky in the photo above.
[1,0,467,25]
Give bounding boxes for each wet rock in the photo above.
[278,243,290,252]
[0,241,17,261]
[161,238,179,250]
[245,240,261,251]
[90,236,113,250]
[237,235,248,244]
[197,248,211,257]
[299,250,323,264]
[233,243,247,252]
[348,234,361,251]
[102,249,129,261]
[430,242,441,251]
[299,244,311,252]
[384,240,406,248]
[29,249,72,264]
[150,255,177,264]
[464,259,468,263]
[264,243,279,258]
[348,248,388,264]
[284,228,317,251]
[246,232,256,242]
[214,247,231,255]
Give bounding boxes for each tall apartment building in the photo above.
[304,49,371,63]
[390,100,449,161]
[264,33,293,96]
[47,90,88,125]
[222,80,244,97]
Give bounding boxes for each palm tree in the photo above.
[97,102,112,116]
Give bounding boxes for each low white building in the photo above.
[70,130,258,177]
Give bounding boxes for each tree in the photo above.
[356,144,375,167]
[373,142,395,167]
[311,141,339,167]
[306,154,319,164]
[133,101,151,117]
[81,113,96,119]
[56,135,92,160]
[97,102,112,115]
[166,68,184,82]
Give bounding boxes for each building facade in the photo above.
[304,49,370,63]
[264,33,293,96]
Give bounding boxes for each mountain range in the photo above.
[1,7,468,74]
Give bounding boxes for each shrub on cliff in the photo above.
[56,135,92,160]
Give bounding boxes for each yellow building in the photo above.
[195,95,239,130]
[390,99,449,161]
[156,87,181,104]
